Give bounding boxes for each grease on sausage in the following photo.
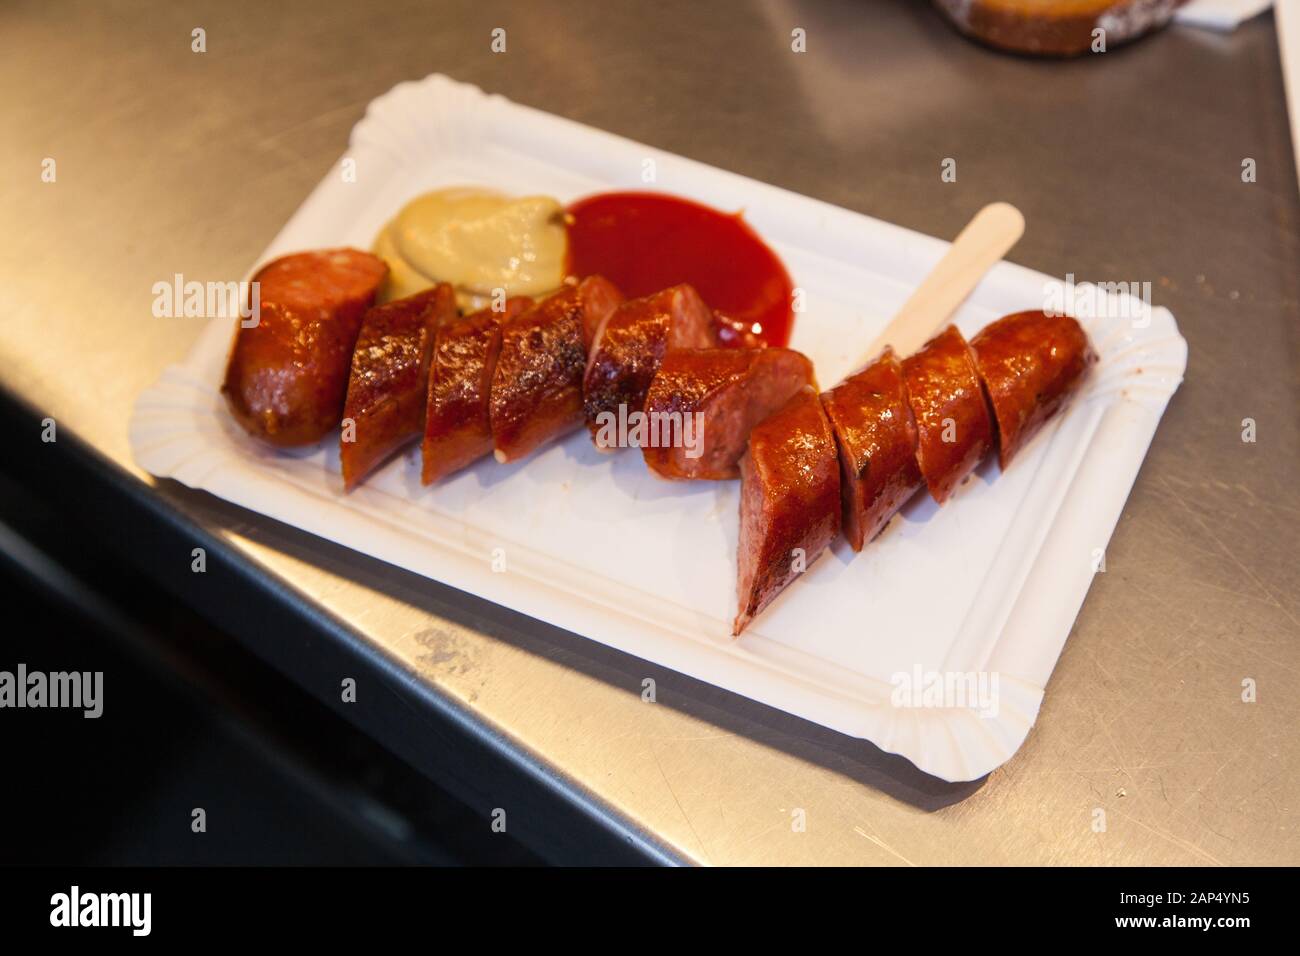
[422,296,533,484]
[900,325,994,505]
[222,249,388,446]
[642,347,816,480]
[821,347,922,551]
[970,310,1096,468]
[734,387,841,635]
[582,284,714,450]
[490,276,623,463]
[340,284,456,490]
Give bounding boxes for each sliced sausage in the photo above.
[642,347,815,480]
[712,311,768,350]
[820,347,923,551]
[490,276,623,463]
[339,284,457,490]
[422,296,533,484]
[970,310,1096,468]
[582,284,714,450]
[578,275,625,351]
[900,325,994,505]
[734,387,841,636]
[222,249,388,446]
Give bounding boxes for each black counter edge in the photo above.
[0,383,685,866]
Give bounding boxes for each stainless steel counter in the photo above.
[2,0,1297,865]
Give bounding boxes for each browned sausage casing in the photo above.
[642,347,816,480]
[422,297,533,484]
[582,284,714,450]
[339,284,457,490]
[901,325,994,504]
[821,347,923,551]
[490,276,623,463]
[735,387,841,635]
[970,310,1096,468]
[222,249,388,446]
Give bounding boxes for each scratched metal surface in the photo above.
[1,0,1297,865]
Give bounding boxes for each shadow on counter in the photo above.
[196,486,988,814]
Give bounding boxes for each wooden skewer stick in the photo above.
[854,201,1025,368]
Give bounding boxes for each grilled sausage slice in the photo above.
[340,284,457,490]
[490,276,623,463]
[583,284,715,450]
[642,347,816,480]
[222,249,388,446]
[734,387,841,635]
[970,310,1096,468]
[900,325,994,505]
[821,347,923,551]
[422,297,533,484]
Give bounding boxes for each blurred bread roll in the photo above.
[934,0,1187,57]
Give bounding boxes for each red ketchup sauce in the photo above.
[565,191,795,348]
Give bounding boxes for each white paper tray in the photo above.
[129,75,1187,781]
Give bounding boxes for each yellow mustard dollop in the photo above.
[373,187,567,309]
